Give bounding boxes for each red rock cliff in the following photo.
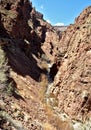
[51,6,91,124]
[0,0,91,129]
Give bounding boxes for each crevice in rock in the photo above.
[50,63,58,81]
[49,62,60,81]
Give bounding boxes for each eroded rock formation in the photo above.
[0,0,91,129]
[50,6,91,129]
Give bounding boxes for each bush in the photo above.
[0,46,8,85]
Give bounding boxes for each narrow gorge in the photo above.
[0,0,91,130]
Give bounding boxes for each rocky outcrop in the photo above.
[0,0,71,130]
[49,6,91,129]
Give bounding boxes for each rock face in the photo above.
[0,0,69,130]
[0,0,91,129]
[51,6,91,126]
[54,26,67,32]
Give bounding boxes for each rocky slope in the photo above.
[49,6,91,129]
[0,0,91,130]
[0,0,71,130]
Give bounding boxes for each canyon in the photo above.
[0,0,91,130]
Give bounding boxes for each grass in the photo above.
[43,104,73,130]
[39,74,48,102]
[6,81,15,95]
[0,46,15,95]
[43,122,56,130]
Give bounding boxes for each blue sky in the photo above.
[30,0,91,26]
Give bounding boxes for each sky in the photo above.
[30,0,91,26]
